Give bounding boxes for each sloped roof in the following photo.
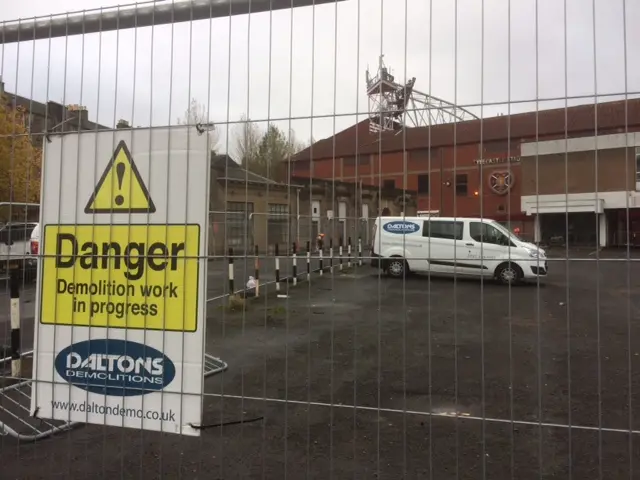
[293,98,640,161]
[211,154,279,185]
[3,90,109,132]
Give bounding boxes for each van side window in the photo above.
[423,221,463,240]
[0,223,36,245]
[470,222,510,246]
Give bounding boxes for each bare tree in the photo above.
[177,98,206,125]
[177,97,220,153]
[231,118,313,181]
[232,115,262,167]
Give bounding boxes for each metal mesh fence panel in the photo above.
[0,0,640,479]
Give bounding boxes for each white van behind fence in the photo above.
[371,216,547,285]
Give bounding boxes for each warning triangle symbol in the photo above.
[84,140,156,214]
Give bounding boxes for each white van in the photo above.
[0,221,39,279]
[370,216,547,285]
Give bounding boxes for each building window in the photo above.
[268,203,289,246]
[417,174,429,194]
[383,179,395,190]
[226,201,254,251]
[422,220,464,240]
[636,147,640,183]
[455,174,468,196]
[269,203,288,215]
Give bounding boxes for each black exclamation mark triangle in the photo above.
[114,162,125,206]
[84,140,156,214]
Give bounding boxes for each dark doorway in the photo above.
[609,209,640,247]
[540,212,598,247]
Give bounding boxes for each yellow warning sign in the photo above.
[84,140,156,214]
[40,224,200,332]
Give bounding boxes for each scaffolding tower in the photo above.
[366,55,478,134]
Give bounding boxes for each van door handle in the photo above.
[465,243,475,247]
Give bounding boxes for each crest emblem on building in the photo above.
[488,170,514,195]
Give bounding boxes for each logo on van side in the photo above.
[382,221,420,234]
[54,339,176,397]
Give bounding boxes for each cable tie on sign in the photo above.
[189,416,264,431]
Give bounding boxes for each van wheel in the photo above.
[387,257,407,278]
[495,262,523,285]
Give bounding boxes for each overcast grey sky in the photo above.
[0,0,638,154]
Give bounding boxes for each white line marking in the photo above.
[202,392,640,435]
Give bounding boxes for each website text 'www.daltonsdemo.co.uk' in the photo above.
[51,400,177,422]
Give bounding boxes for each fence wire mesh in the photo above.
[1,0,640,478]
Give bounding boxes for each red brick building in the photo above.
[292,99,640,239]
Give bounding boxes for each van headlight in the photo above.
[527,249,539,258]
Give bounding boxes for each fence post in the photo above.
[228,247,234,296]
[339,239,343,271]
[292,242,298,287]
[306,241,311,281]
[358,236,363,267]
[329,238,334,273]
[254,245,260,297]
[10,268,20,377]
[275,243,281,293]
[347,237,352,268]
